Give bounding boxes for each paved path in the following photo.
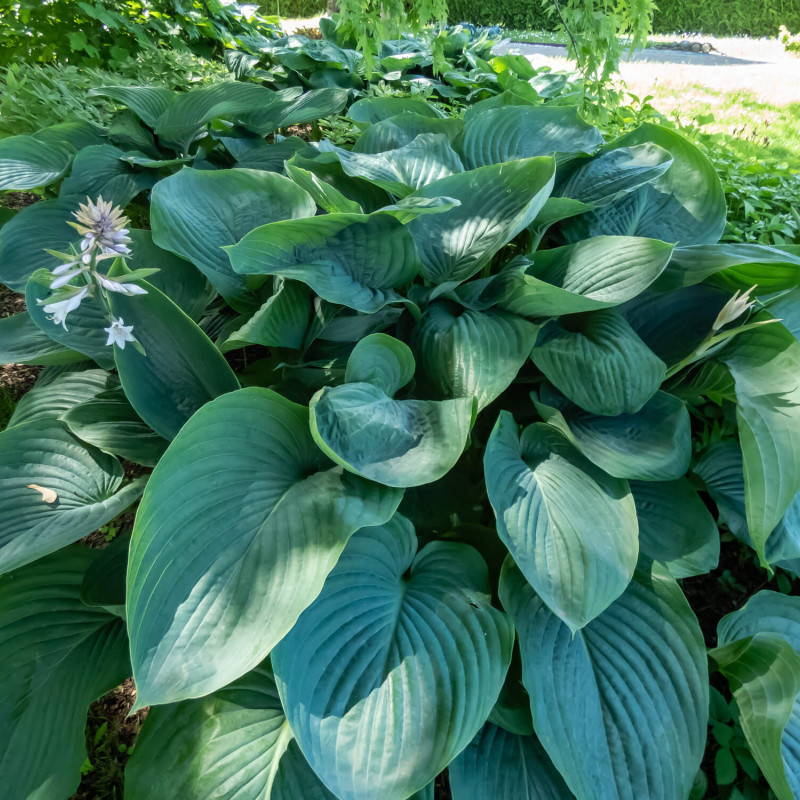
[493,38,800,103]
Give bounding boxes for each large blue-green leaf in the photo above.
[91,85,174,128]
[531,309,666,416]
[449,723,574,800]
[555,143,673,207]
[348,96,444,124]
[310,335,474,487]
[485,413,638,631]
[0,133,74,190]
[533,387,691,481]
[456,105,603,169]
[150,167,315,311]
[334,133,464,197]
[26,270,114,369]
[228,213,420,313]
[497,236,675,318]
[106,261,239,441]
[353,112,463,154]
[631,478,719,578]
[6,366,114,428]
[712,629,800,800]
[0,418,145,573]
[272,516,514,800]
[239,87,349,136]
[0,546,130,800]
[127,388,402,706]
[561,124,726,247]
[0,197,77,290]
[284,161,364,214]
[500,559,708,800]
[414,301,539,410]
[717,319,800,564]
[61,384,169,467]
[126,662,338,800]
[407,156,555,288]
[0,312,83,366]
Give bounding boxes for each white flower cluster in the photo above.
[38,197,151,351]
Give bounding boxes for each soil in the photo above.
[0,190,40,210]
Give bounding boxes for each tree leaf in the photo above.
[485,413,638,631]
[150,167,316,311]
[500,560,708,800]
[531,309,666,416]
[448,723,574,800]
[0,546,130,800]
[272,516,514,800]
[228,212,420,314]
[127,388,402,706]
[125,661,338,800]
[0,419,145,573]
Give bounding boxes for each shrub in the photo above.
[2,74,800,799]
[652,0,800,36]
[781,24,800,53]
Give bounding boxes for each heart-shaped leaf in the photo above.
[485,413,638,631]
[127,388,402,706]
[272,515,514,800]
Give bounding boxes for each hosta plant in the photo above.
[2,86,800,800]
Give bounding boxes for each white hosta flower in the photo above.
[42,286,89,330]
[96,274,148,296]
[712,285,757,331]
[69,196,132,256]
[50,268,87,290]
[104,317,136,349]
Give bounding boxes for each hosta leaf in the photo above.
[228,213,420,313]
[105,262,239,441]
[26,270,115,369]
[348,96,444,124]
[127,388,402,706]
[0,197,77,290]
[407,157,555,288]
[335,133,464,197]
[718,319,800,564]
[272,516,514,800]
[562,124,726,247]
[448,723,574,800]
[352,112,463,154]
[531,309,666,416]
[497,236,675,318]
[712,634,800,800]
[0,312,84,366]
[62,385,169,467]
[456,105,604,169]
[0,133,74,190]
[60,144,155,207]
[485,413,638,631]
[769,289,800,342]
[555,143,673,206]
[0,547,130,800]
[631,478,719,578]
[231,136,317,172]
[694,441,800,568]
[533,387,691,481]
[414,300,539,410]
[500,559,708,800]
[0,418,145,573]
[150,167,316,311]
[310,337,474,487]
[126,662,338,800]
[284,161,363,214]
[718,591,800,652]
[655,244,800,292]
[7,366,114,428]
[240,87,349,135]
[34,120,106,151]
[127,229,212,321]
[92,85,174,128]
[223,279,313,352]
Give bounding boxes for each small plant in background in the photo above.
[781,25,800,55]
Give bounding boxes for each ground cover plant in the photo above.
[3,71,800,800]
